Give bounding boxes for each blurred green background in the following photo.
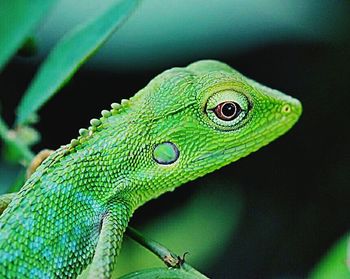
[0,0,350,278]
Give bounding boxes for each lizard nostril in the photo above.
[281,104,291,114]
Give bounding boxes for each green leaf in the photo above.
[15,0,141,125]
[309,233,350,279]
[0,0,57,70]
[118,267,205,279]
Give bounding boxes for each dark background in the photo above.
[1,1,349,278]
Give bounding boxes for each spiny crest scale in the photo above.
[70,98,132,148]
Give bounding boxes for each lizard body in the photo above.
[0,60,302,278]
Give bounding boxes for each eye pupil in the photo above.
[222,103,236,117]
[214,101,241,121]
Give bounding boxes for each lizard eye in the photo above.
[205,90,250,130]
[214,101,241,121]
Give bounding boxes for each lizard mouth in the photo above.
[193,114,300,163]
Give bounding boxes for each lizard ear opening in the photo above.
[153,142,179,165]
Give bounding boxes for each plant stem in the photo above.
[0,116,34,165]
[125,227,209,278]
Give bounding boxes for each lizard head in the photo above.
[123,60,302,204]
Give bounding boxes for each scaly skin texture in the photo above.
[0,60,302,278]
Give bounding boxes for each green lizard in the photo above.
[0,60,302,278]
